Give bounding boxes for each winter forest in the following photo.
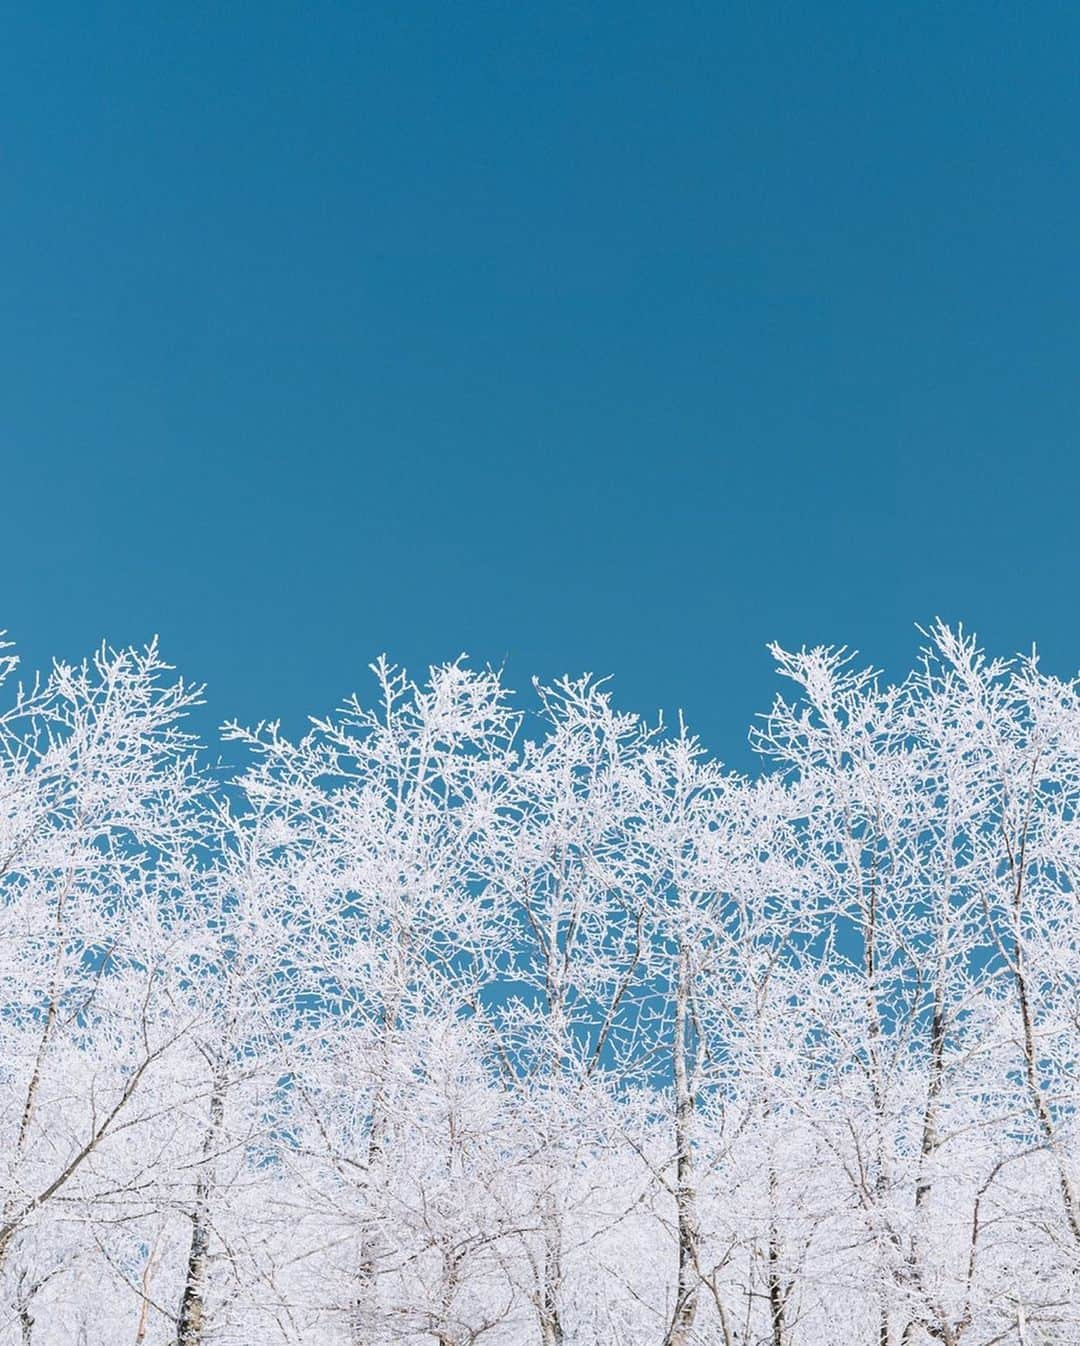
[2,626,1079,1346]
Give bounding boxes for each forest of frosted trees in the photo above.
[1,625,1079,1346]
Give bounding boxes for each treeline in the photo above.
[0,626,1077,1345]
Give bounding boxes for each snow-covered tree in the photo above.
[1,624,1077,1346]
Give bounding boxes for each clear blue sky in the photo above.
[3,3,1078,765]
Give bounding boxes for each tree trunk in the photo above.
[0,886,71,1277]
[903,967,949,1345]
[666,942,700,1346]
[766,1162,787,1346]
[1003,799,1080,1247]
[1014,936,1080,1243]
[539,1189,564,1346]
[351,1007,396,1346]
[435,1245,461,1346]
[176,1075,225,1346]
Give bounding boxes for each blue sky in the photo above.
[3,2,1078,767]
